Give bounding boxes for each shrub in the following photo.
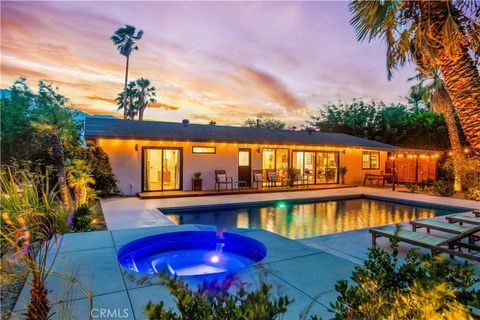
[71,204,92,232]
[404,182,418,193]
[431,180,454,197]
[329,238,479,319]
[465,187,480,201]
[145,273,291,319]
[83,146,120,195]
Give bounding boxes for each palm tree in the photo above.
[116,82,138,120]
[135,78,157,120]
[111,25,143,119]
[349,1,480,156]
[409,70,464,191]
[67,160,95,208]
[31,82,77,208]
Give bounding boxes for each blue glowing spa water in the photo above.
[117,231,267,276]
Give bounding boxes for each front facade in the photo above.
[86,118,400,195]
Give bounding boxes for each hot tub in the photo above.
[117,231,267,276]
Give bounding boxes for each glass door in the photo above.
[143,148,182,191]
[315,152,338,184]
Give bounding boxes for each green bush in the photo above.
[329,237,479,319]
[404,182,418,193]
[431,180,454,197]
[465,187,480,201]
[71,204,92,232]
[145,273,291,319]
[83,146,120,195]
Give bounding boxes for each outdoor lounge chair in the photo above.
[214,170,233,191]
[411,219,470,234]
[369,225,480,262]
[445,215,480,225]
[252,170,269,189]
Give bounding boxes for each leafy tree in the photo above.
[349,0,480,156]
[243,116,286,130]
[111,24,143,119]
[308,100,454,150]
[81,146,120,196]
[308,100,376,138]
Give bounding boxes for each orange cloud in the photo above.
[148,102,179,110]
[236,65,305,112]
[74,105,120,117]
[86,95,117,104]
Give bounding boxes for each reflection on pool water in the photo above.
[165,198,464,240]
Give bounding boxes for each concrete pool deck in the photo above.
[11,188,479,319]
[12,225,360,319]
[100,186,480,230]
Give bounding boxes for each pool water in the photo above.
[164,198,465,239]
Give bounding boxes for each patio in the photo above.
[137,184,356,199]
[11,187,480,319]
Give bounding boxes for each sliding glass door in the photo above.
[293,151,339,184]
[143,147,182,191]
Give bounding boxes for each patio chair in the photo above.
[214,170,233,191]
[252,170,268,189]
[266,170,280,188]
[445,215,480,226]
[370,225,480,262]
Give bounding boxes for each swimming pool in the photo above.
[163,197,467,239]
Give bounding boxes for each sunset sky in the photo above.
[1,1,415,125]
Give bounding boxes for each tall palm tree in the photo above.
[410,70,464,191]
[349,0,480,156]
[135,78,157,120]
[116,82,138,120]
[111,25,143,119]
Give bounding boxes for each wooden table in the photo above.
[363,173,392,186]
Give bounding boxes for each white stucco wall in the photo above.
[97,138,388,195]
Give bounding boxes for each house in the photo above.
[85,118,438,195]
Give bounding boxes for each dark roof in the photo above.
[85,117,401,151]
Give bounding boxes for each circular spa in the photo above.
[117,231,267,276]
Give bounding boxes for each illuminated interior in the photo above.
[144,148,181,191]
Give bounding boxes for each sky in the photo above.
[1,1,415,126]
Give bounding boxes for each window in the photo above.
[262,148,289,177]
[362,151,380,169]
[192,146,216,154]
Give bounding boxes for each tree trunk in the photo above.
[442,105,463,191]
[26,273,50,320]
[51,134,70,208]
[123,55,130,120]
[138,103,146,121]
[427,1,480,156]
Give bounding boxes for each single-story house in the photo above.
[85,118,438,195]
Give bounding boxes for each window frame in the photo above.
[192,146,216,154]
[362,151,380,170]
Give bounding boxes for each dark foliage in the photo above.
[71,204,92,232]
[81,146,120,195]
[145,272,291,320]
[307,100,467,150]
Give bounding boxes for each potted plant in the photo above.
[339,167,348,184]
[192,172,202,191]
[287,167,298,187]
